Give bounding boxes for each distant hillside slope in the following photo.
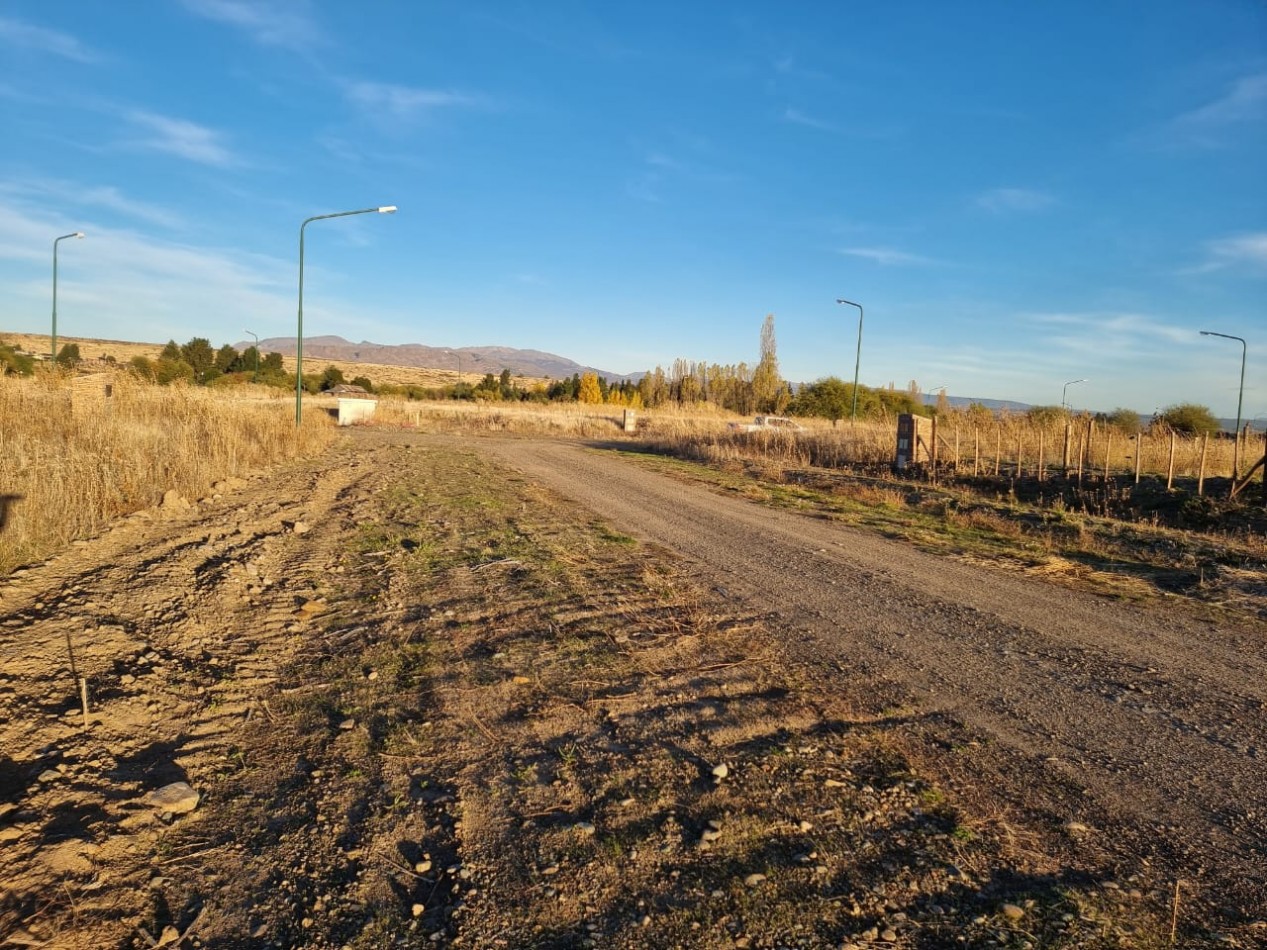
[250,336,639,383]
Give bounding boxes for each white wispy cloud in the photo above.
[1184,232,1267,275]
[0,15,100,63]
[782,107,835,132]
[1165,72,1267,148]
[178,0,322,51]
[1027,311,1196,352]
[840,246,937,266]
[344,81,479,120]
[0,178,181,228]
[125,111,239,167]
[976,187,1054,214]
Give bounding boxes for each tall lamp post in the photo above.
[1061,378,1086,411]
[244,329,259,383]
[1200,330,1247,476]
[52,231,85,362]
[296,206,397,425]
[835,298,864,422]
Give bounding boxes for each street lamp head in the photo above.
[377,206,397,214]
[73,232,85,239]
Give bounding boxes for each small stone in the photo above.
[512,675,531,684]
[1063,820,1090,834]
[291,521,311,535]
[574,822,596,836]
[798,820,813,832]
[37,769,61,783]
[712,763,729,780]
[338,719,356,730]
[415,860,432,873]
[146,782,200,814]
[824,779,846,788]
[881,928,898,941]
[743,873,766,887]
[619,797,636,807]
[367,671,378,681]
[412,903,425,918]
[1001,903,1025,921]
[700,829,722,842]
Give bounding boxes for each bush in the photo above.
[1158,403,1221,436]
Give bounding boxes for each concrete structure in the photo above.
[330,384,377,426]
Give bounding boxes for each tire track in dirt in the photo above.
[0,439,384,947]
[472,436,1267,922]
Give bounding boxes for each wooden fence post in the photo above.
[1134,433,1142,485]
[973,428,980,477]
[1197,433,1209,496]
[931,415,938,477]
[1167,432,1176,490]
[1063,421,1072,475]
[1103,432,1112,483]
[994,426,1001,477]
[1038,430,1046,482]
[953,429,960,472]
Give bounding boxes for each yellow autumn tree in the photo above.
[577,372,603,404]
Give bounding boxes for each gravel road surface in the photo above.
[475,436,1267,922]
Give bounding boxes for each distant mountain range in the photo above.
[244,336,639,382]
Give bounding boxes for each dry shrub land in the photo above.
[0,371,332,574]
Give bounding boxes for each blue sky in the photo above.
[1,1,1264,416]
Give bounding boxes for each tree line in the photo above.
[1,326,1229,436]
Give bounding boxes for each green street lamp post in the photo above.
[296,206,396,425]
[52,231,85,362]
[245,329,259,383]
[1200,330,1247,476]
[836,298,864,422]
[1061,378,1086,411]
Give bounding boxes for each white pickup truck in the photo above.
[728,415,805,433]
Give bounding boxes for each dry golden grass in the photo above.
[0,370,333,574]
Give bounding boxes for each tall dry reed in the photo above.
[0,371,332,573]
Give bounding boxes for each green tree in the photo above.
[1103,407,1142,434]
[791,377,853,423]
[321,365,346,390]
[261,351,284,374]
[160,340,181,361]
[215,343,240,374]
[350,375,373,392]
[1158,403,1221,436]
[55,342,81,366]
[180,338,215,380]
[156,358,194,384]
[129,355,156,380]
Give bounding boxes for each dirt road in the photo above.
[477,437,1267,919]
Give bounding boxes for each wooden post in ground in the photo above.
[1167,432,1176,490]
[953,429,960,473]
[973,428,980,477]
[1076,430,1086,487]
[1197,433,1209,496]
[994,426,1001,477]
[1015,432,1022,478]
[1062,421,1072,475]
[1134,432,1142,485]
[1038,430,1045,481]
[1104,432,1112,483]
[1262,430,1267,505]
[930,415,939,484]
